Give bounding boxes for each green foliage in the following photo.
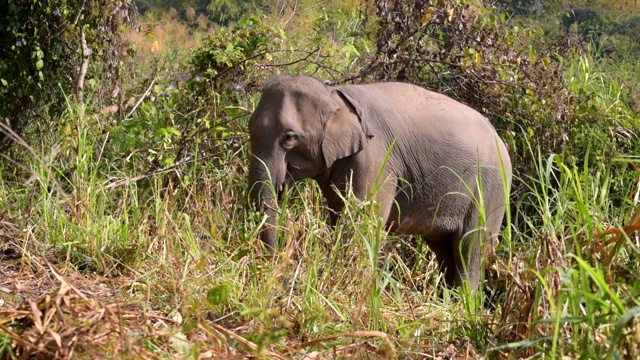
[0,1,134,150]
[190,15,282,92]
[206,283,232,307]
[493,153,640,357]
[306,4,372,77]
[107,15,282,174]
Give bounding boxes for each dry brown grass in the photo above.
[0,260,244,359]
[0,253,481,359]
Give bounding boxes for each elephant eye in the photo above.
[281,131,299,148]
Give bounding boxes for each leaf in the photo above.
[166,126,181,137]
[233,249,250,261]
[421,7,435,23]
[206,283,232,306]
[169,332,193,355]
[608,305,640,357]
[224,106,241,118]
[36,59,43,70]
[342,44,360,57]
[0,79,7,87]
[529,47,537,65]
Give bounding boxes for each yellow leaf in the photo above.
[421,7,436,23]
[151,41,159,53]
[541,56,551,68]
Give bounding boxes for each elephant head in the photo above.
[248,75,368,249]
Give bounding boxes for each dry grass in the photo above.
[0,259,477,359]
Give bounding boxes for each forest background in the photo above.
[1,0,640,358]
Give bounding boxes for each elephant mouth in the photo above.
[276,175,292,202]
[276,183,285,202]
[277,165,301,202]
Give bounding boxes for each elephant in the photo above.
[247,75,512,290]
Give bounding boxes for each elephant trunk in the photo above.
[248,155,285,251]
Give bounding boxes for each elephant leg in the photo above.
[425,238,456,287]
[452,229,482,291]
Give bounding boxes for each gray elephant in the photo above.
[248,75,512,290]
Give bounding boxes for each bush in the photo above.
[0,0,135,151]
[190,15,282,96]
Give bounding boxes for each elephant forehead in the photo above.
[264,75,326,93]
[251,91,329,132]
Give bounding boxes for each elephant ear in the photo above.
[322,89,368,168]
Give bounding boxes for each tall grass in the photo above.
[491,147,640,358]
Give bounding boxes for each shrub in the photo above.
[0,0,135,151]
[190,15,282,96]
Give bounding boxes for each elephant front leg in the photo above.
[317,181,346,226]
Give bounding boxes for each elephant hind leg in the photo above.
[425,238,456,287]
[426,233,481,290]
[452,229,482,291]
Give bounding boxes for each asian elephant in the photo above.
[247,75,512,290]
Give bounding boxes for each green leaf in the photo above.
[206,283,232,306]
[36,59,43,70]
[0,79,7,87]
[232,249,250,261]
[169,332,193,355]
[167,126,181,137]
